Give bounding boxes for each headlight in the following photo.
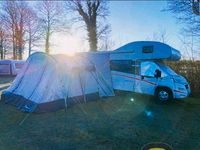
[173,77,187,84]
[178,87,185,91]
[173,78,182,83]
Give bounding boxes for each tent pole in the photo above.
[64,79,70,112]
[91,71,108,96]
[94,68,114,95]
[79,73,86,103]
[19,113,30,126]
[18,105,37,126]
[64,97,67,112]
[64,73,72,112]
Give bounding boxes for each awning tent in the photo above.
[1,52,114,113]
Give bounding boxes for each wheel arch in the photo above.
[154,86,174,98]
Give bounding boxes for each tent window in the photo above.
[110,60,134,74]
[142,46,154,53]
[15,63,24,69]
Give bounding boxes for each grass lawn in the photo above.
[0,76,200,150]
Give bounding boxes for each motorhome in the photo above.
[109,41,191,101]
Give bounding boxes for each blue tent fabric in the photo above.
[1,52,115,113]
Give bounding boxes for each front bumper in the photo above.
[173,84,191,99]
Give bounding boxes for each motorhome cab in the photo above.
[110,41,191,101]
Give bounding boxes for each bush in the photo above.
[167,60,200,96]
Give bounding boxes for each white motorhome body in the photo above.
[109,41,190,101]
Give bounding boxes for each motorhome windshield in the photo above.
[156,62,177,76]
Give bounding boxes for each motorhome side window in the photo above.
[110,60,134,74]
[142,46,154,53]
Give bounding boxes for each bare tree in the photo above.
[66,0,110,51]
[1,1,17,59]
[25,7,42,56]
[166,0,200,60]
[98,30,115,51]
[15,2,29,60]
[0,18,12,59]
[37,1,66,54]
[158,29,168,43]
[166,0,200,38]
[0,1,34,60]
[146,29,168,43]
[0,19,8,59]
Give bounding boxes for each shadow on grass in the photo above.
[0,76,15,84]
[0,85,10,91]
[0,85,200,149]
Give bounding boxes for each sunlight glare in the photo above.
[51,33,85,56]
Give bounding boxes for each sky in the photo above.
[108,1,181,48]
[33,1,187,58]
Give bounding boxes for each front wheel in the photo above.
[155,88,173,102]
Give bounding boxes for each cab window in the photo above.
[141,61,160,77]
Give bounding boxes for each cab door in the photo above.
[140,61,160,95]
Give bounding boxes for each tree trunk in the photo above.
[3,47,6,59]
[28,40,31,56]
[28,31,32,56]
[18,33,23,60]
[0,46,3,60]
[18,47,23,60]
[45,12,50,54]
[87,26,97,51]
[45,10,50,54]
[12,34,16,60]
[0,31,3,59]
[45,31,50,54]
[12,25,17,60]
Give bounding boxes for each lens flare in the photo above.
[145,110,153,118]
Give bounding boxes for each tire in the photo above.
[155,88,172,102]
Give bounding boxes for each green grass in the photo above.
[0,77,200,150]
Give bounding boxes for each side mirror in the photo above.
[154,69,161,78]
[141,75,144,80]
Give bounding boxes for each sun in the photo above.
[51,33,85,56]
[23,33,88,59]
